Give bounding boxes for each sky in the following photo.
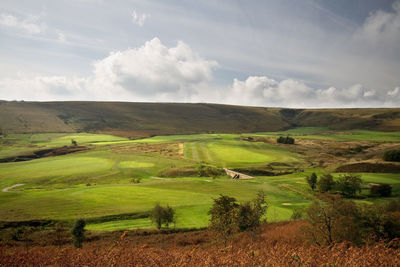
[0,0,399,108]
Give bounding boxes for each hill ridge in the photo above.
[0,101,399,137]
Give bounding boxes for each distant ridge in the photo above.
[0,101,399,137]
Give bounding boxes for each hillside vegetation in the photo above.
[1,101,400,136]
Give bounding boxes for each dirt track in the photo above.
[2,183,24,192]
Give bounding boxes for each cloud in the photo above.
[90,37,218,99]
[132,9,150,26]
[0,75,88,101]
[0,38,218,101]
[0,13,46,35]
[355,1,400,47]
[0,37,398,107]
[228,76,399,108]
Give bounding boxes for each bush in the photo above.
[71,219,86,248]
[336,174,363,197]
[383,150,400,162]
[291,208,303,220]
[277,135,295,144]
[370,183,392,197]
[317,174,335,193]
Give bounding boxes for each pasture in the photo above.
[0,128,399,231]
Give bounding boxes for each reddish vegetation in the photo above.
[1,221,399,266]
[335,162,400,173]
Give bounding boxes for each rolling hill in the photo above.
[0,101,399,137]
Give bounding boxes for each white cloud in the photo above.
[355,1,400,46]
[0,37,398,107]
[0,38,218,102]
[132,9,149,27]
[0,13,46,35]
[228,76,399,108]
[89,37,217,99]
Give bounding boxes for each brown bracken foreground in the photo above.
[1,221,399,267]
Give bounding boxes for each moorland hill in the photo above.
[0,101,399,136]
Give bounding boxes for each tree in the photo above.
[336,174,363,197]
[370,184,392,197]
[150,203,176,229]
[163,205,175,228]
[360,199,400,240]
[151,203,164,230]
[277,135,295,144]
[306,172,318,191]
[71,219,86,248]
[304,194,361,246]
[208,195,239,244]
[237,190,267,236]
[383,150,400,162]
[317,174,335,193]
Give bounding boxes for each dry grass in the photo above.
[1,221,399,266]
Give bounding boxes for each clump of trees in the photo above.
[150,203,175,229]
[383,150,400,162]
[336,174,363,197]
[277,135,295,144]
[304,194,400,246]
[71,219,86,248]
[370,183,392,197]
[208,191,267,243]
[305,173,364,198]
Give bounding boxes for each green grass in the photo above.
[0,133,128,159]
[1,130,399,231]
[183,139,300,167]
[253,128,400,142]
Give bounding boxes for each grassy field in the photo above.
[0,128,399,231]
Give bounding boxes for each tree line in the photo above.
[305,172,391,197]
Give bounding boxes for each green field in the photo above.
[0,128,399,231]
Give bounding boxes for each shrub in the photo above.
[370,183,392,197]
[291,208,303,220]
[71,219,86,248]
[383,150,400,162]
[71,139,78,146]
[317,174,335,193]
